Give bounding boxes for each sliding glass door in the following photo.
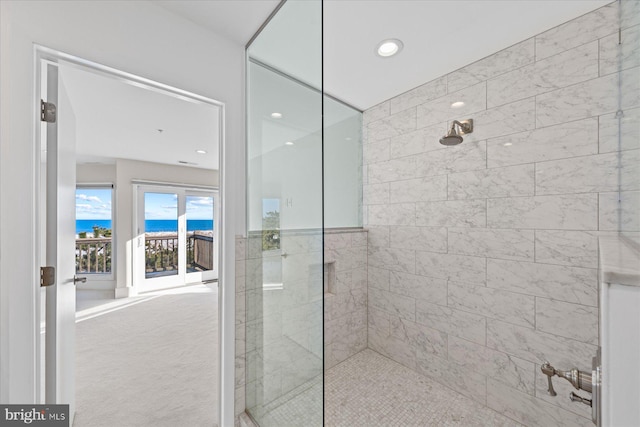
[135,185,218,292]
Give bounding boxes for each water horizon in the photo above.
[76,219,214,234]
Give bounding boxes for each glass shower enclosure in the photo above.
[245,0,324,425]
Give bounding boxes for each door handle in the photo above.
[73,275,87,285]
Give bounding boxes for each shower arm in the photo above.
[449,119,474,135]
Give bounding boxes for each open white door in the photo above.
[43,61,77,422]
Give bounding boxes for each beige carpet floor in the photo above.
[73,284,218,427]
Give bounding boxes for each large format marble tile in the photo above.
[536,67,640,128]
[416,199,486,228]
[367,108,416,142]
[367,203,415,226]
[415,300,486,345]
[487,378,592,427]
[448,281,535,328]
[535,298,599,345]
[415,141,487,177]
[448,164,534,199]
[389,225,447,253]
[447,38,535,93]
[534,230,598,268]
[389,122,448,159]
[389,76,447,114]
[487,42,598,108]
[487,258,598,306]
[368,288,416,321]
[416,82,487,129]
[535,2,617,60]
[367,266,390,291]
[486,319,597,369]
[363,139,390,165]
[448,336,536,395]
[363,101,389,125]
[389,175,447,203]
[487,118,598,168]
[599,191,640,231]
[367,246,415,273]
[415,252,486,284]
[389,271,447,305]
[599,107,640,153]
[367,156,417,184]
[415,353,487,404]
[363,183,389,205]
[535,150,640,195]
[390,317,448,359]
[599,24,640,76]
[487,194,598,230]
[448,228,534,261]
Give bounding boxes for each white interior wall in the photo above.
[0,2,245,417]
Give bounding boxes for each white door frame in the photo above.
[33,45,232,426]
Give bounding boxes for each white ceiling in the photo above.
[60,62,220,169]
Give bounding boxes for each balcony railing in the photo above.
[145,232,214,277]
[76,237,112,274]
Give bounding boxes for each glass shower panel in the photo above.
[617,0,640,238]
[324,97,363,228]
[245,1,323,425]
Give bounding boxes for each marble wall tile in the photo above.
[599,25,640,76]
[536,150,640,195]
[389,176,447,203]
[415,141,487,177]
[363,139,390,165]
[416,82,487,129]
[416,199,486,228]
[367,203,416,226]
[368,288,416,321]
[389,123,448,159]
[363,101,390,125]
[535,2,617,60]
[390,317,448,359]
[447,38,535,93]
[415,353,487,404]
[448,164,535,199]
[488,42,598,108]
[487,378,592,427]
[621,0,640,29]
[448,336,536,395]
[367,108,416,142]
[448,228,534,261]
[487,118,598,168]
[351,231,368,247]
[368,307,390,336]
[368,247,415,273]
[363,183,389,205]
[536,67,640,128]
[415,252,486,284]
[487,258,598,307]
[367,157,417,184]
[448,281,535,328]
[535,230,598,268]
[487,319,597,369]
[367,266,390,291]
[389,226,447,253]
[366,226,390,248]
[599,191,640,231]
[235,237,247,261]
[456,98,536,144]
[415,300,486,345]
[599,107,640,154]
[389,76,447,114]
[390,271,447,305]
[368,329,417,371]
[487,194,598,230]
[535,298,599,345]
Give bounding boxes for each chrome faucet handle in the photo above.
[541,362,557,396]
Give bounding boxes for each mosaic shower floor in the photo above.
[325,349,522,427]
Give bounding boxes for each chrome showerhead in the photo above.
[439,119,473,146]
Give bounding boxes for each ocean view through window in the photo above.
[76,186,113,275]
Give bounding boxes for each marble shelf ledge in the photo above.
[599,235,640,287]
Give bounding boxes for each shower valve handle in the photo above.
[541,362,557,396]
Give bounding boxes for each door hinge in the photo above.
[40,100,56,123]
[40,266,55,287]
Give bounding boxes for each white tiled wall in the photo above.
[363,2,639,425]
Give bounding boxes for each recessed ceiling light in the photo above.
[376,39,403,58]
[285,141,294,146]
[271,112,283,119]
[503,142,513,147]
[451,101,465,108]
[195,149,207,154]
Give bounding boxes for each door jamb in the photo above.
[33,45,231,426]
